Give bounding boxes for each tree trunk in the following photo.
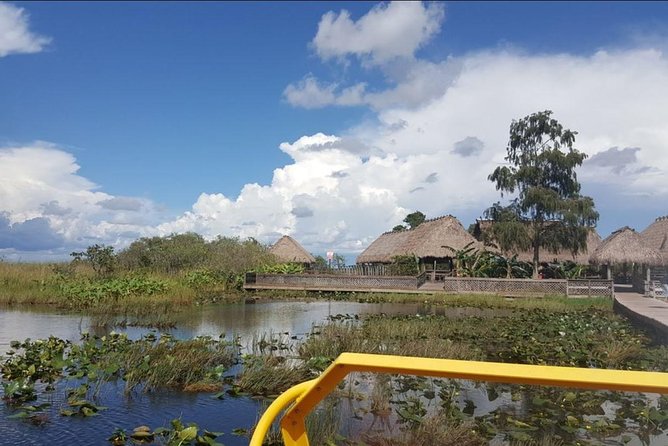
[532,241,540,279]
[532,222,541,279]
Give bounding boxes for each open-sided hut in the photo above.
[641,216,668,281]
[590,226,664,287]
[356,215,482,271]
[269,235,315,265]
[473,219,601,264]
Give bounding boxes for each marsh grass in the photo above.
[360,412,485,446]
[0,262,62,304]
[235,355,311,396]
[118,335,237,392]
[299,320,483,363]
[252,288,612,312]
[299,303,664,371]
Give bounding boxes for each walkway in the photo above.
[614,285,668,343]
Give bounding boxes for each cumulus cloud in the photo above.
[284,59,462,111]
[312,2,444,66]
[169,46,668,254]
[6,3,668,258]
[0,213,63,251]
[283,75,366,109]
[0,143,160,257]
[0,2,51,57]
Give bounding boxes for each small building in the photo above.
[641,216,668,283]
[269,235,316,265]
[590,226,664,291]
[356,215,482,273]
[472,219,602,264]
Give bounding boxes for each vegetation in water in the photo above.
[1,297,667,445]
[1,332,239,405]
[108,418,224,446]
[293,305,668,444]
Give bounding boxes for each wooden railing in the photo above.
[245,273,418,291]
[567,279,614,298]
[244,273,613,297]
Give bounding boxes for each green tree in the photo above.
[70,244,116,276]
[487,110,599,278]
[403,211,426,229]
[392,225,406,232]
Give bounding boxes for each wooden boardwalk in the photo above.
[614,285,668,343]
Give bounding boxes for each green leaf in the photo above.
[178,426,198,441]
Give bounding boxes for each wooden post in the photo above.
[606,265,611,280]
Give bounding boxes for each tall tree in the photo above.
[487,110,599,278]
[403,211,426,229]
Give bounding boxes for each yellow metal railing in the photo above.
[250,353,668,446]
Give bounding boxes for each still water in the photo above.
[0,301,665,445]
[0,300,441,446]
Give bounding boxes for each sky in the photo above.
[1,1,668,262]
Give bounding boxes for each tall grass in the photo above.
[298,320,484,363]
[235,355,311,396]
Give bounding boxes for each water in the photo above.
[0,300,450,353]
[0,301,665,445]
[0,300,462,445]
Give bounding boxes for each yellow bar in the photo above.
[272,353,668,446]
[248,379,316,446]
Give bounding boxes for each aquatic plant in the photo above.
[109,419,224,446]
[235,354,311,396]
[0,332,239,407]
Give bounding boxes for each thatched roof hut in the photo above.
[590,226,664,266]
[515,229,602,264]
[641,216,668,262]
[473,219,602,264]
[269,235,316,264]
[357,215,481,264]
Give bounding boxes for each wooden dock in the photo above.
[614,285,668,343]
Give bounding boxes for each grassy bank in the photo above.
[0,261,245,317]
[252,288,613,311]
[0,260,612,322]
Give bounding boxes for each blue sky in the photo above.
[1,1,668,261]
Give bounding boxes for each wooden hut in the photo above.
[641,216,668,282]
[269,235,316,265]
[473,219,601,264]
[590,226,664,291]
[356,215,482,273]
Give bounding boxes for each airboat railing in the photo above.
[249,352,668,446]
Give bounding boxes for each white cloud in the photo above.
[5,3,668,258]
[312,2,444,66]
[0,143,160,257]
[283,59,462,110]
[0,2,51,57]
[169,46,668,255]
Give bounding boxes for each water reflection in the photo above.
[1,300,500,354]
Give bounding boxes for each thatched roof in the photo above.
[515,229,602,264]
[269,235,316,264]
[356,215,481,264]
[590,226,665,266]
[474,219,602,264]
[641,216,668,262]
